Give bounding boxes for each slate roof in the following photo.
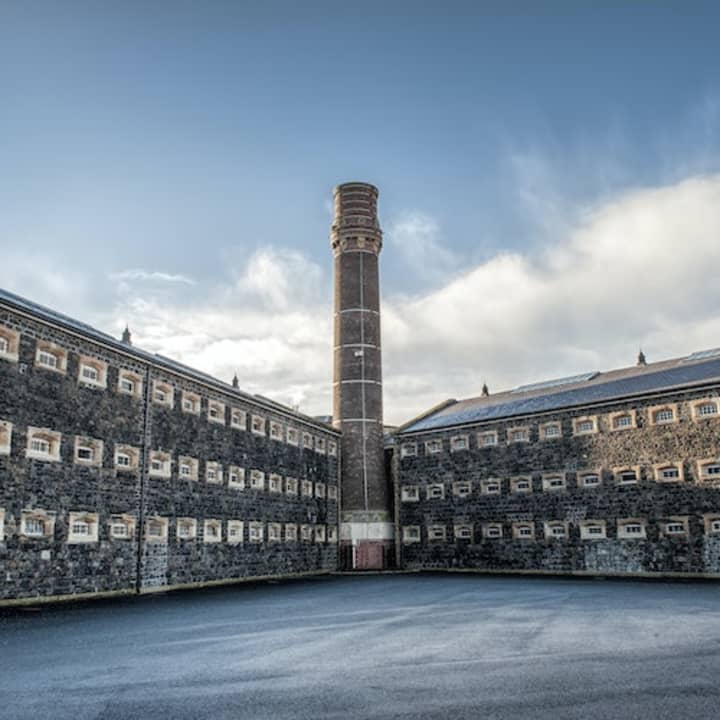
[400,350,720,434]
[0,287,337,433]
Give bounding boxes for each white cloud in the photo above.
[382,175,720,422]
[110,269,197,285]
[387,210,460,283]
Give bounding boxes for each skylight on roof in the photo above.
[684,348,720,362]
[511,372,599,394]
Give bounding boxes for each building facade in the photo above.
[1,181,720,606]
[0,289,339,604]
[394,356,720,578]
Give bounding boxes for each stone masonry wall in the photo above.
[0,304,339,604]
[396,387,720,577]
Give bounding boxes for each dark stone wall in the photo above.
[0,306,339,603]
[396,387,720,576]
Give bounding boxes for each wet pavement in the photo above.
[1,573,719,719]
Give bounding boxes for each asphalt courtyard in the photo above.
[1,574,720,720]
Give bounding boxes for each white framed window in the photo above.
[78,357,107,389]
[614,466,640,485]
[284,523,297,542]
[328,484,338,501]
[481,478,502,495]
[207,401,226,425]
[424,439,443,454]
[252,415,266,436]
[579,471,602,488]
[268,473,282,493]
[401,485,419,502]
[205,461,223,484]
[0,420,12,456]
[203,519,222,543]
[118,370,143,398]
[427,483,445,500]
[266,523,281,542]
[609,411,636,431]
[402,525,420,543]
[0,326,20,362]
[649,404,677,426]
[248,522,265,543]
[579,520,607,540]
[302,432,313,449]
[315,436,326,454]
[250,469,265,490]
[287,427,299,446]
[181,391,201,415]
[544,521,568,539]
[315,525,326,543]
[328,440,338,457]
[508,427,530,444]
[662,518,689,537]
[26,427,61,462]
[654,463,684,482]
[539,422,562,440]
[482,523,503,539]
[450,435,469,452]
[74,437,103,467]
[20,510,55,539]
[400,442,417,458]
[228,466,245,489]
[301,479,313,497]
[230,408,247,430]
[697,459,720,483]
[428,525,446,542]
[109,514,135,540]
[478,431,498,447]
[510,476,532,494]
[148,450,171,478]
[178,456,199,481]
[285,476,298,495]
[176,517,198,540]
[542,474,566,492]
[35,343,67,373]
[572,416,597,436]
[454,524,473,540]
[300,524,313,542]
[704,515,720,536]
[691,398,719,420]
[269,421,284,441]
[145,517,169,542]
[315,481,326,498]
[453,481,472,498]
[227,520,244,544]
[152,380,174,408]
[114,444,139,473]
[618,519,646,539]
[512,522,535,540]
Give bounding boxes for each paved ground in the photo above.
[1,574,720,719]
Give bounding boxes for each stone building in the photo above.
[393,353,720,577]
[1,181,719,605]
[0,289,339,604]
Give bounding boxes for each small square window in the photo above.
[231,408,247,430]
[67,511,99,543]
[511,476,532,493]
[115,445,139,472]
[250,469,265,490]
[176,518,198,540]
[302,432,313,449]
[252,415,266,436]
[178,456,199,481]
[268,523,282,542]
[542,474,566,492]
[148,451,171,478]
[145,517,169,542]
[301,479,313,497]
[540,422,562,440]
[454,524,473,540]
[450,435,469,452]
[328,484,338,501]
[285,477,298,495]
[26,427,61,462]
[182,392,201,415]
[428,525,446,541]
[109,515,135,540]
[401,485,419,502]
[204,519,222,543]
[152,381,174,408]
[580,521,607,540]
[228,466,245,489]
[478,431,498,447]
[481,479,502,495]
[453,481,472,497]
[315,437,326,454]
[284,523,297,542]
[227,520,244,544]
[483,524,503,539]
[0,326,19,363]
[287,428,299,446]
[650,405,677,426]
[573,417,597,435]
[328,440,338,456]
[400,442,417,458]
[269,473,283,493]
[74,437,103,467]
[580,472,601,488]
[249,522,264,543]
[402,526,420,543]
[315,482,326,498]
[35,343,66,373]
[508,427,530,444]
[118,370,142,398]
[270,421,284,441]
[208,401,226,425]
[427,483,445,500]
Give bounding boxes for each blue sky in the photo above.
[2,2,720,422]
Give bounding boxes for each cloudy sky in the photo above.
[1,2,720,424]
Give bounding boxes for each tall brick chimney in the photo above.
[331,182,393,570]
